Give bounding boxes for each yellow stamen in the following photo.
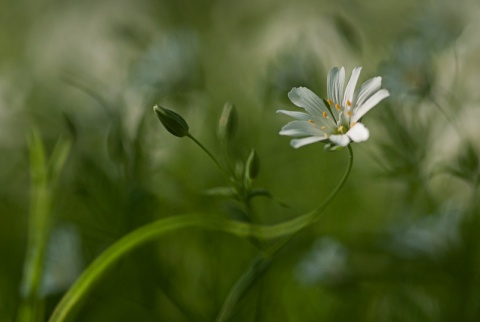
[321,126,326,130]
[350,121,357,127]
[327,99,332,106]
[335,103,341,111]
[347,100,352,107]
[323,133,328,138]
[347,110,352,117]
[308,119,316,124]
[338,126,344,133]
[322,111,328,118]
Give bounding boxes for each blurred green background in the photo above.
[2,0,480,321]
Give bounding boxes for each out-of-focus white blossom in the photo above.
[389,206,463,260]
[295,237,349,285]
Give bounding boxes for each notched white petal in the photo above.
[279,120,323,137]
[327,67,339,102]
[329,134,350,146]
[288,87,329,120]
[343,67,362,106]
[290,136,327,148]
[336,67,346,104]
[276,110,312,121]
[347,123,369,142]
[352,89,390,122]
[354,76,382,106]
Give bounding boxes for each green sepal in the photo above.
[324,143,346,152]
[153,105,190,137]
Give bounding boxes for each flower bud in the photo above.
[153,105,190,137]
[245,149,260,180]
[218,102,238,142]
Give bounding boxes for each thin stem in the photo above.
[429,94,467,140]
[215,145,354,322]
[267,144,353,256]
[48,146,354,322]
[187,133,230,179]
[17,131,52,322]
[48,216,268,322]
[188,133,265,250]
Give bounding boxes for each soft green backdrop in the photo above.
[1,0,479,321]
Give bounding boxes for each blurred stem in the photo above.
[429,94,468,140]
[188,132,265,249]
[48,146,354,322]
[244,199,266,250]
[47,215,266,322]
[17,131,71,322]
[215,145,354,322]
[16,130,50,322]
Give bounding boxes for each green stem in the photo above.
[17,132,71,322]
[47,216,268,322]
[429,94,468,141]
[187,133,230,179]
[17,130,52,322]
[214,145,354,322]
[48,146,354,322]
[268,145,354,256]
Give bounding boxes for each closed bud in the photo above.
[245,149,260,181]
[153,105,190,137]
[218,102,238,142]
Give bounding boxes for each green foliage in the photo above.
[1,0,480,321]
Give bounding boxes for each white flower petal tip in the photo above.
[347,123,369,142]
[290,136,327,149]
[278,66,388,150]
[329,134,350,147]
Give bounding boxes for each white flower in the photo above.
[277,66,389,149]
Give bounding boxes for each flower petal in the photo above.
[327,67,346,104]
[290,136,327,148]
[288,87,330,120]
[327,67,339,103]
[329,134,350,146]
[336,67,346,105]
[279,120,324,137]
[351,89,389,122]
[354,76,381,107]
[343,67,362,107]
[347,122,369,142]
[276,110,312,121]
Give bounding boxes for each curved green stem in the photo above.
[47,215,283,322]
[49,146,354,322]
[268,144,353,256]
[215,145,354,322]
